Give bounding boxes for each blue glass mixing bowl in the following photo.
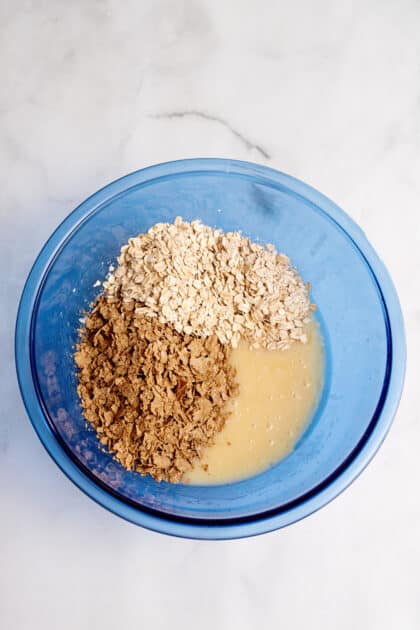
[15,159,405,539]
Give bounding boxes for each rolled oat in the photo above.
[104,217,314,350]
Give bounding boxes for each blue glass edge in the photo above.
[15,158,406,540]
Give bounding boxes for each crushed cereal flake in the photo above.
[75,296,239,482]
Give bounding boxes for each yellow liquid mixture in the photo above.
[184,321,324,485]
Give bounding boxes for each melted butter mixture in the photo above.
[184,320,324,485]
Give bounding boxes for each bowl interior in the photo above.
[30,166,389,521]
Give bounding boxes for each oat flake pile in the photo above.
[75,217,314,482]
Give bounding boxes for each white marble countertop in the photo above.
[1,1,419,628]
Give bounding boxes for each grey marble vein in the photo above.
[151,110,270,159]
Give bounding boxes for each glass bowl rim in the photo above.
[15,158,406,540]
